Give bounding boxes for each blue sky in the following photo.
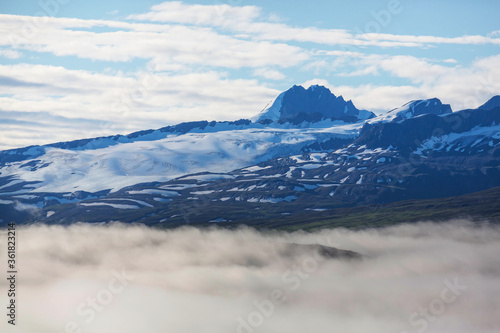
[0,0,499,149]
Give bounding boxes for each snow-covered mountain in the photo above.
[1,86,499,226]
[367,98,452,123]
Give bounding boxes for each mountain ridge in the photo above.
[1,85,499,226]
[2,85,477,161]
[367,98,452,124]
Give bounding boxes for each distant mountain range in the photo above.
[1,85,499,227]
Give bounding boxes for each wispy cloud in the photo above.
[0,14,309,67]
[253,68,286,80]
[0,48,21,59]
[127,1,261,26]
[303,53,500,112]
[128,2,500,48]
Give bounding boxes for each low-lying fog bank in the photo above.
[1,220,499,333]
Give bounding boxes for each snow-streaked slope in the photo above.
[368,98,452,124]
[414,123,500,155]
[252,91,285,122]
[0,125,361,194]
[356,108,375,120]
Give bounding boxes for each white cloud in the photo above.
[128,1,261,26]
[303,53,500,112]
[1,221,499,333]
[0,64,279,150]
[358,32,500,46]
[336,65,380,77]
[302,79,423,113]
[13,201,41,212]
[0,14,309,68]
[379,55,449,84]
[128,2,500,48]
[253,68,286,80]
[0,48,21,59]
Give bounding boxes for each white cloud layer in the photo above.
[0,221,499,333]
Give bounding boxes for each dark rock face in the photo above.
[479,95,500,110]
[259,85,375,124]
[279,85,362,122]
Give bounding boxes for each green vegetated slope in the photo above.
[178,186,500,231]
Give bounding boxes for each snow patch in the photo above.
[80,202,140,209]
[248,196,297,203]
[251,91,285,122]
[190,190,215,195]
[242,165,272,172]
[0,179,23,190]
[209,218,227,223]
[102,198,154,208]
[128,189,179,196]
[154,198,172,202]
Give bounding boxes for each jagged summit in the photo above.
[252,85,375,124]
[368,98,452,123]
